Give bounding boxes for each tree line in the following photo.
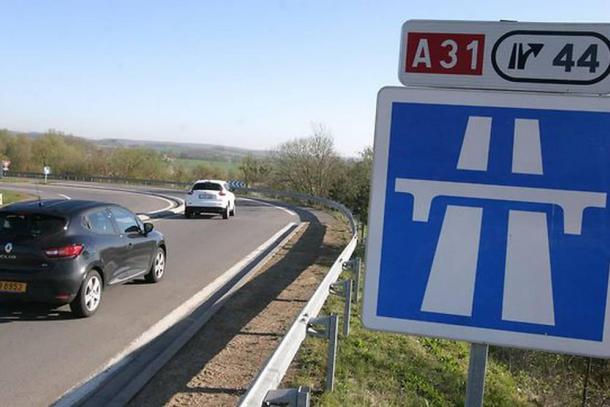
[0,127,372,224]
[244,124,372,225]
[0,129,239,182]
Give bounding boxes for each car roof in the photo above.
[193,179,227,185]
[0,199,117,217]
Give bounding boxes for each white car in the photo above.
[185,180,236,219]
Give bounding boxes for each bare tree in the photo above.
[239,154,270,187]
[271,124,338,197]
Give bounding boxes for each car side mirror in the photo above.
[143,223,154,235]
[125,225,141,234]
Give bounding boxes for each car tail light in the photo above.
[45,244,84,259]
[55,293,71,301]
[219,191,226,196]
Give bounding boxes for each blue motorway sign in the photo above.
[362,87,610,357]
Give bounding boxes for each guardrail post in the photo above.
[353,257,361,304]
[263,387,310,407]
[330,280,352,337]
[306,315,339,392]
[343,258,361,304]
[326,315,338,392]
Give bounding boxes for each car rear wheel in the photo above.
[230,202,236,217]
[185,208,192,218]
[222,205,229,220]
[145,248,166,283]
[70,270,102,318]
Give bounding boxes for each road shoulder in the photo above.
[129,207,350,406]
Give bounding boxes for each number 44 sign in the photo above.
[399,20,610,93]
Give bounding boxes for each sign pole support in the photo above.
[465,343,488,407]
[581,357,593,407]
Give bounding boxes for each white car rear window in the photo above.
[192,182,222,191]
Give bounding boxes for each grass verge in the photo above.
[283,246,610,406]
[285,283,527,406]
[0,189,34,205]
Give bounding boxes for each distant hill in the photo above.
[96,138,269,163]
[6,130,269,163]
[6,130,45,139]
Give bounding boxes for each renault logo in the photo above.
[5,243,12,254]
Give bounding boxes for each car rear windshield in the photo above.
[192,182,222,191]
[0,213,66,238]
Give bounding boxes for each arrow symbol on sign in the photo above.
[508,43,544,70]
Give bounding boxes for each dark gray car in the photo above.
[0,199,167,317]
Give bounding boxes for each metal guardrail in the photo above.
[241,187,357,232]
[4,171,359,406]
[3,170,192,188]
[239,192,358,406]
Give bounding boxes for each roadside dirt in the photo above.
[129,207,350,406]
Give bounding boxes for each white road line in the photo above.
[140,195,184,219]
[55,221,298,407]
[57,193,71,200]
[239,197,297,217]
[143,195,175,214]
[47,183,184,216]
[40,183,177,212]
[168,196,185,214]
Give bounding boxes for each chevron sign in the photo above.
[363,87,610,357]
[228,180,246,189]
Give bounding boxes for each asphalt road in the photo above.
[0,182,174,214]
[0,182,298,406]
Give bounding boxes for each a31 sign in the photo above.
[399,20,610,93]
[406,33,485,75]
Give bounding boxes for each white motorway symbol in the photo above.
[396,116,606,325]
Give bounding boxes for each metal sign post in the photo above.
[465,344,488,407]
[43,166,51,184]
[0,160,8,178]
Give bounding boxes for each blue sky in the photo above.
[1,1,609,155]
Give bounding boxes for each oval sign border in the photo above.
[491,30,610,86]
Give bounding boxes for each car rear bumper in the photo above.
[186,204,226,213]
[0,263,85,304]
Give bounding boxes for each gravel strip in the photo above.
[129,207,350,406]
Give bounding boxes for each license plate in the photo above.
[0,281,27,293]
[199,193,214,199]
